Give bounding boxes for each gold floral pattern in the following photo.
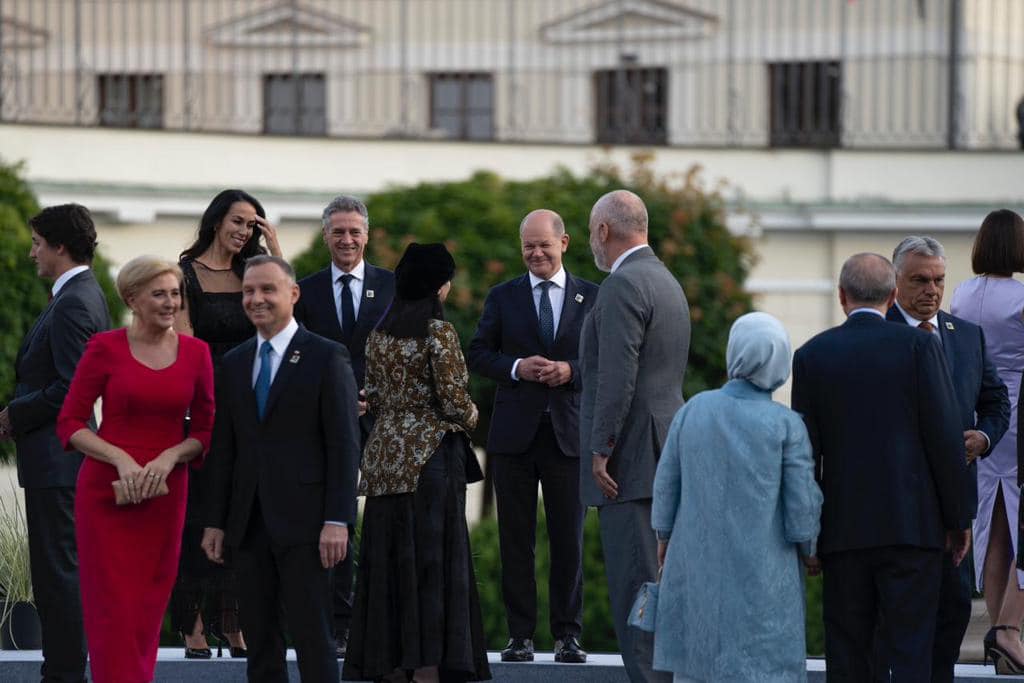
[359,319,478,497]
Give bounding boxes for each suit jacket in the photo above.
[886,306,1010,521]
[467,271,598,457]
[206,326,361,549]
[9,269,111,488]
[791,312,968,555]
[578,247,690,506]
[294,263,395,388]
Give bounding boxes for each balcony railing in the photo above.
[0,0,1021,150]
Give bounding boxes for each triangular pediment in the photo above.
[206,2,369,48]
[0,16,48,49]
[541,0,717,44]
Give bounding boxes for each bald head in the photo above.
[519,209,565,237]
[838,252,897,314]
[588,190,648,272]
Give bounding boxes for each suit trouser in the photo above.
[872,550,973,683]
[330,416,374,643]
[493,417,584,640]
[24,486,87,683]
[236,505,337,683]
[598,499,671,683]
[823,546,942,683]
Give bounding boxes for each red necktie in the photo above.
[918,321,934,333]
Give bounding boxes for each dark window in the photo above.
[263,74,327,136]
[429,73,494,141]
[97,74,163,129]
[768,61,842,148]
[594,67,668,145]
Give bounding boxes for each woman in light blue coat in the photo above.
[651,312,823,683]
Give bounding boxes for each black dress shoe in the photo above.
[554,635,587,663]
[500,638,534,662]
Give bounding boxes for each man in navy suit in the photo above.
[293,195,394,655]
[878,236,1009,682]
[202,256,361,682]
[792,253,968,682]
[468,209,598,664]
[0,204,111,683]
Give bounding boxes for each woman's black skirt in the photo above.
[343,432,491,682]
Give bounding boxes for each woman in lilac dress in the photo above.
[950,209,1024,670]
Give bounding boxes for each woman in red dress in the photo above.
[57,255,214,683]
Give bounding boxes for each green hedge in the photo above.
[292,159,755,444]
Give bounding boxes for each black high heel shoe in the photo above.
[179,631,213,660]
[984,625,1024,674]
[209,629,247,659]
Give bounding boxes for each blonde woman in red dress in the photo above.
[57,255,214,683]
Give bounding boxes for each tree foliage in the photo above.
[293,157,756,441]
[0,159,124,459]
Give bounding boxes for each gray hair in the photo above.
[839,253,896,305]
[519,209,565,237]
[321,195,369,230]
[892,236,945,273]
[591,189,648,239]
[244,254,296,283]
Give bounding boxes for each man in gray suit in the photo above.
[580,190,689,682]
[0,203,111,683]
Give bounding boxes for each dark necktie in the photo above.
[918,321,935,333]
[255,340,273,420]
[538,281,555,348]
[339,274,356,346]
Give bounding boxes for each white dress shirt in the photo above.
[610,244,650,273]
[52,265,90,298]
[894,301,940,343]
[511,267,567,381]
[848,307,885,319]
[331,260,365,329]
[251,318,299,387]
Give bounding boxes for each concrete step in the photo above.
[0,650,1021,682]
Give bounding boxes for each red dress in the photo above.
[57,329,214,683]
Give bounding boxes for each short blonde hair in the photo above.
[116,255,183,305]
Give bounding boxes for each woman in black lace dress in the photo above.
[171,189,281,657]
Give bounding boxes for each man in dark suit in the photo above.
[468,209,598,664]
[792,252,969,682]
[877,236,1009,682]
[201,255,361,683]
[580,190,689,683]
[293,195,394,655]
[0,204,111,683]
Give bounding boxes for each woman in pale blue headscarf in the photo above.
[651,312,823,683]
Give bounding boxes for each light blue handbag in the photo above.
[627,569,661,632]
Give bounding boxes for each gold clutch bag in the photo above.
[111,479,169,506]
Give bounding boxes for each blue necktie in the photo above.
[538,281,555,348]
[339,274,356,347]
[255,340,273,420]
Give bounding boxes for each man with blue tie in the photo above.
[468,209,598,664]
[876,236,1009,682]
[202,255,361,682]
[294,195,394,656]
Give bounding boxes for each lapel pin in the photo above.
[366,290,375,299]
[575,293,584,303]
[289,350,301,364]
[945,321,954,330]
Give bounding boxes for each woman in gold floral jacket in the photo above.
[343,243,491,683]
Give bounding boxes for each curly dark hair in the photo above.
[28,203,98,264]
[180,189,267,278]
